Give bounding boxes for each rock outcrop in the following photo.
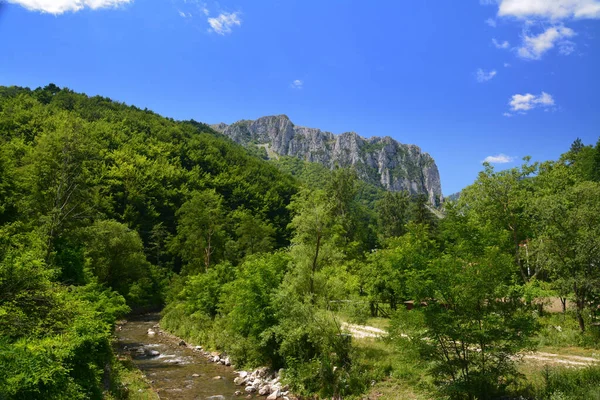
[212,115,442,205]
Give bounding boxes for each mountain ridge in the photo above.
[211,115,443,205]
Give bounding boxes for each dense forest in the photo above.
[1,84,600,400]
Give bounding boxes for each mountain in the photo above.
[212,115,443,205]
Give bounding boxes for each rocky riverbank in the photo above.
[151,324,298,400]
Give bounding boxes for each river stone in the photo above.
[245,386,257,393]
[192,373,200,377]
[239,371,248,378]
[206,396,225,400]
[178,340,186,346]
[234,376,246,385]
[213,355,221,363]
[234,391,243,396]
[266,389,280,400]
[147,329,156,336]
[212,376,222,380]
[258,385,271,396]
[146,350,160,357]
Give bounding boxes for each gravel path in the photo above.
[341,322,600,367]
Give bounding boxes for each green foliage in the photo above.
[376,191,410,239]
[171,189,226,273]
[3,83,600,400]
[362,223,437,312]
[226,208,276,262]
[534,366,600,400]
[81,220,163,308]
[0,283,129,400]
[531,164,600,332]
[400,247,538,399]
[0,84,298,398]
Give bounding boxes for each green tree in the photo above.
[230,209,276,260]
[24,113,102,264]
[287,189,340,300]
[410,193,438,230]
[459,160,538,283]
[532,179,600,332]
[363,223,436,312]
[397,246,537,399]
[81,220,157,306]
[376,191,410,238]
[172,189,226,273]
[217,252,290,366]
[593,137,600,182]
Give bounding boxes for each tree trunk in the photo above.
[576,305,585,333]
[560,297,567,314]
[574,283,586,333]
[309,233,321,297]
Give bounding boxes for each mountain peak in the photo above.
[219,115,442,204]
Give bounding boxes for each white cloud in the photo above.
[485,18,497,27]
[202,6,209,15]
[7,0,131,14]
[290,80,303,89]
[504,62,512,67]
[208,12,241,35]
[483,154,516,163]
[509,92,555,113]
[518,26,576,59]
[492,38,510,49]
[503,112,513,117]
[559,40,576,54]
[497,0,600,20]
[476,68,497,82]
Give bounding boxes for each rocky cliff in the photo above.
[211,115,442,205]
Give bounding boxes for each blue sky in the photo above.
[1,0,599,195]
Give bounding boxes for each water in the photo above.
[115,314,248,400]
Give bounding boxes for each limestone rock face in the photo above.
[212,115,442,204]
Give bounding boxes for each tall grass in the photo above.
[529,366,600,400]
[536,311,600,349]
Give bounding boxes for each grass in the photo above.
[352,336,438,400]
[519,365,600,400]
[344,307,600,400]
[535,311,600,360]
[106,356,160,400]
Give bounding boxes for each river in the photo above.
[115,314,252,400]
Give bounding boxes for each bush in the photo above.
[0,284,128,400]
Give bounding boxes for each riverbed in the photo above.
[115,314,250,400]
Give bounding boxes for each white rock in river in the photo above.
[258,385,271,396]
[234,376,246,385]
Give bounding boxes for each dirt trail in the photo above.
[341,323,387,339]
[521,351,599,366]
[341,323,599,367]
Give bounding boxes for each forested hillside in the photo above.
[1,84,600,400]
[0,84,300,398]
